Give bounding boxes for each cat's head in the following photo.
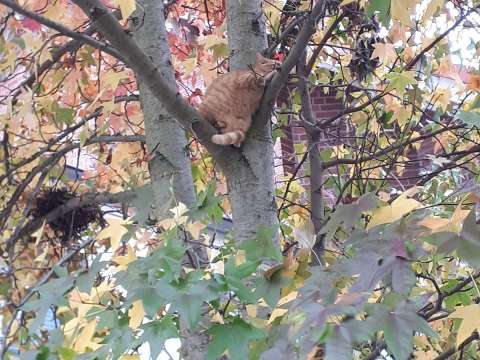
[253,53,281,76]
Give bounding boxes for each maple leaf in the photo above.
[138,316,177,359]
[371,43,397,64]
[389,22,408,43]
[116,0,136,20]
[422,0,445,22]
[207,318,266,360]
[128,300,145,328]
[367,189,422,230]
[239,226,282,263]
[456,110,480,129]
[467,73,480,92]
[432,87,451,112]
[21,18,42,32]
[386,71,418,97]
[97,218,130,251]
[448,304,480,346]
[391,0,419,27]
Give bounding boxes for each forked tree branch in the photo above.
[71,0,245,170]
[255,0,329,129]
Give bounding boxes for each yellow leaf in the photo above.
[210,310,225,324]
[432,87,451,112]
[340,0,356,5]
[113,245,137,270]
[448,304,480,346]
[418,200,470,233]
[183,57,197,77]
[186,221,205,239]
[367,189,422,229]
[422,0,445,22]
[97,218,130,251]
[264,0,282,31]
[158,202,189,230]
[371,43,397,64]
[200,62,217,87]
[203,34,227,49]
[129,300,145,328]
[391,0,418,27]
[246,304,257,318]
[330,145,348,159]
[389,22,408,44]
[268,308,288,324]
[118,0,136,19]
[414,350,439,359]
[44,2,65,22]
[119,356,140,360]
[278,291,298,306]
[33,249,48,264]
[73,320,98,352]
[418,217,450,231]
[235,250,246,266]
[103,70,129,90]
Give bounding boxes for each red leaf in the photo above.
[21,18,42,32]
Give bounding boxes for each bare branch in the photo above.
[0,0,125,61]
[434,331,479,360]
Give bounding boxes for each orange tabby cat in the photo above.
[198,53,280,147]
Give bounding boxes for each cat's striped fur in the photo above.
[198,53,280,147]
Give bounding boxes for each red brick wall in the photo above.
[277,88,350,187]
[277,88,447,192]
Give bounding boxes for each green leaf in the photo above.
[207,318,266,360]
[22,276,74,333]
[367,302,436,360]
[458,209,480,266]
[94,309,118,330]
[55,107,75,125]
[424,210,480,266]
[386,71,418,97]
[79,125,89,147]
[36,346,50,360]
[99,314,139,358]
[57,347,77,360]
[325,326,352,360]
[254,274,291,308]
[239,226,282,263]
[130,185,154,226]
[158,276,220,329]
[320,193,378,242]
[139,316,178,359]
[189,181,223,222]
[469,95,480,110]
[223,257,260,303]
[75,256,105,293]
[366,0,391,25]
[455,110,480,128]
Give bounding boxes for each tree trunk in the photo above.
[132,2,208,359]
[132,0,195,221]
[224,0,278,245]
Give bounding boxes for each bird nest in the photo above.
[32,188,103,242]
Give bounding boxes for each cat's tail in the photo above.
[211,131,245,146]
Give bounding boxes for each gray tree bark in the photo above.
[297,52,325,266]
[224,0,278,245]
[131,0,195,221]
[131,2,209,359]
